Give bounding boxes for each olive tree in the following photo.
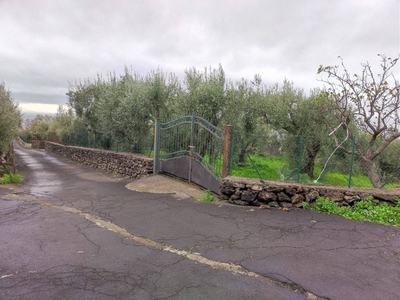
[0,83,21,155]
[178,65,227,126]
[318,54,400,187]
[262,80,332,179]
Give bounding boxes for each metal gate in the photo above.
[154,115,230,194]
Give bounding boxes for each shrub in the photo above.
[305,197,400,226]
[194,190,216,202]
[0,173,23,184]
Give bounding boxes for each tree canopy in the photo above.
[0,83,21,155]
[23,56,400,187]
[318,54,400,187]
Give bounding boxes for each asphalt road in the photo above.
[1,143,400,300]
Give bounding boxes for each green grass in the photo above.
[193,190,216,202]
[231,154,398,188]
[0,173,23,184]
[232,155,286,181]
[304,197,400,226]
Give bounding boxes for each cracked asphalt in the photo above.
[1,143,400,299]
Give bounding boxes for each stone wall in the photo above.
[45,142,153,178]
[220,176,400,208]
[32,140,46,149]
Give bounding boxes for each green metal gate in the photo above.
[154,115,230,194]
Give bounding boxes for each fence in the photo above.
[51,126,400,189]
[19,136,32,144]
[65,132,154,157]
[229,131,400,189]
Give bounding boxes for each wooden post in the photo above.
[153,119,160,175]
[222,125,233,178]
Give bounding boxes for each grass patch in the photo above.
[304,197,400,226]
[193,190,216,202]
[0,173,23,184]
[231,154,399,188]
[232,155,286,180]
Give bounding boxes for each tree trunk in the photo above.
[301,142,321,180]
[301,156,316,180]
[361,158,382,188]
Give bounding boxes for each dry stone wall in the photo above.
[32,140,45,149]
[220,176,400,208]
[45,142,153,178]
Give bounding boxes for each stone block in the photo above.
[285,187,297,196]
[281,202,293,208]
[268,201,279,207]
[306,190,319,202]
[291,194,304,204]
[251,185,263,191]
[241,190,257,202]
[277,192,291,202]
[259,191,277,202]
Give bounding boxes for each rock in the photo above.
[344,195,360,204]
[277,192,291,202]
[268,201,279,207]
[220,186,236,195]
[260,204,270,210]
[219,194,230,200]
[372,192,400,203]
[233,200,249,206]
[251,185,263,191]
[285,188,297,196]
[241,190,257,202]
[231,182,245,188]
[294,201,306,208]
[230,194,241,200]
[281,202,293,208]
[291,194,304,204]
[258,191,277,202]
[306,190,319,202]
[324,192,343,202]
[264,186,285,192]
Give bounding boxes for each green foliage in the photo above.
[318,55,400,188]
[0,173,23,184]
[305,197,400,226]
[178,64,227,126]
[231,154,398,188]
[19,107,80,145]
[261,81,334,179]
[193,190,216,202]
[275,164,297,181]
[0,82,21,154]
[50,106,75,143]
[232,155,285,180]
[36,58,400,188]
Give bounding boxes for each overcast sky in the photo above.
[0,0,399,120]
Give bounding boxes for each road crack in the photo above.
[4,193,328,299]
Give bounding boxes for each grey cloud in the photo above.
[0,0,398,113]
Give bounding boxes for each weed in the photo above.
[304,197,400,226]
[194,190,216,202]
[0,173,23,184]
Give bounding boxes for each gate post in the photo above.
[222,125,233,178]
[153,119,161,174]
